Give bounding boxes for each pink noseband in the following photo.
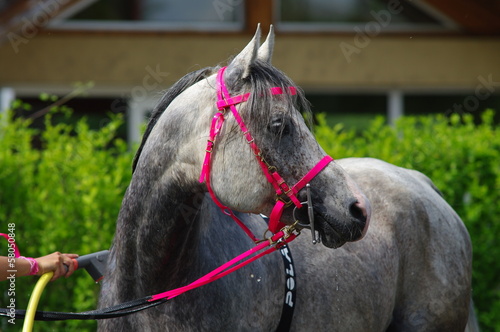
[200,67,333,242]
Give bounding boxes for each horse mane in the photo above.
[132,66,218,172]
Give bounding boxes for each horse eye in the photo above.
[268,118,291,136]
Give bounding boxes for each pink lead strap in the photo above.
[1,232,20,258]
[149,228,297,302]
[1,232,40,275]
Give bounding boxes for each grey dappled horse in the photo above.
[98,26,475,331]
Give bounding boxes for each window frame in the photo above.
[48,0,246,32]
[274,0,459,34]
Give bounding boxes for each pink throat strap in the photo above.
[200,66,333,241]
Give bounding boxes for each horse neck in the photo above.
[112,178,262,299]
[110,165,204,290]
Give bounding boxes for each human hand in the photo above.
[35,252,79,281]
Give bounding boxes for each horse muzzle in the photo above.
[294,184,371,248]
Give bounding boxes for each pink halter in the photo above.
[200,66,333,242]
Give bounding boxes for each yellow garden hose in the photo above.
[22,272,53,332]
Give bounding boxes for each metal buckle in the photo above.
[281,220,300,241]
[267,165,277,173]
[242,131,254,144]
[273,221,300,246]
[259,220,300,246]
[275,194,294,207]
[293,184,319,244]
[205,139,214,153]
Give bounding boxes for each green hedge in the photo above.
[0,102,498,331]
[315,110,499,332]
[0,102,133,331]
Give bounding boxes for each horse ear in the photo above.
[257,25,274,63]
[225,24,261,85]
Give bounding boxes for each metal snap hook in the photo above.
[293,184,319,244]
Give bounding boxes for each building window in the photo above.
[276,0,456,32]
[51,0,244,31]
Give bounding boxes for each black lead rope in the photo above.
[260,214,297,332]
[0,296,168,321]
[276,244,296,332]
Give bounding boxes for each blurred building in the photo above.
[0,0,499,141]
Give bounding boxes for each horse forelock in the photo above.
[243,60,312,135]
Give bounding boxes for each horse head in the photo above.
[136,25,370,249]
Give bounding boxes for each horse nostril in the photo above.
[349,200,367,223]
[351,196,371,240]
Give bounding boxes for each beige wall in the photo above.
[0,32,499,95]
